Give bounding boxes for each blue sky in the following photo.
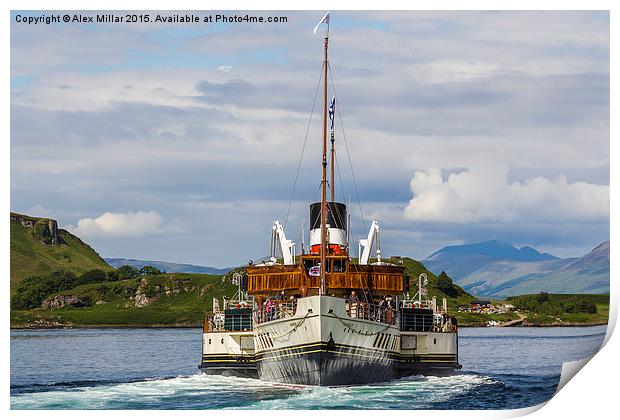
[10,11,610,266]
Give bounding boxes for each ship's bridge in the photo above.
[246,254,406,299]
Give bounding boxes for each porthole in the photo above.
[221,338,224,344]
[208,339,211,345]
[433,338,437,344]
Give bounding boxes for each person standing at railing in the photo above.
[378,296,387,322]
[348,291,360,317]
[348,290,360,304]
[265,299,275,322]
[386,295,395,324]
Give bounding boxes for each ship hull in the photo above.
[199,356,258,379]
[200,296,460,385]
[257,341,396,385]
[252,295,459,386]
[199,331,258,378]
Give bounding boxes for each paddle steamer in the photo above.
[200,13,461,385]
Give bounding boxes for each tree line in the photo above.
[508,292,598,315]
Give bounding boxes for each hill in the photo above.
[427,240,559,263]
[104,258,231,275]
[423,240,609,297]
[385,257,474,309]
[10,212,111,290]
[383,257,522,326]
[11,273,237,328]
[505,293,609,326]
[486,242,610,296]
[424,240,559,281]
[12,254,483,327]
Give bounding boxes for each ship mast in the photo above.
[320,22,330,295]
[330,105,335,202]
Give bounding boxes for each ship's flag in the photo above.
[313,12,330,35]
[309,265,321,277]
[329,95,335,129]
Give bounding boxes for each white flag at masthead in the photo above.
[313,12,330,35]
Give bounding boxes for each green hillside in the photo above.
[11,273,237,327]
[10,256,484,328]
[384,257,523,325]
[384,257,473,306]
[10,212,111,290]
[506,293,609,326]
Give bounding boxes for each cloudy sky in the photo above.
[10,10,609,267]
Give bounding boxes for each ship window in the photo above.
[221,338,224,344]
[333,259,346,273]
[208,339,211,345]
[304,259,318,272]
[433,338,437,345]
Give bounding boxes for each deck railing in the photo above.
[253,300,298,324]
[346,301,400,327]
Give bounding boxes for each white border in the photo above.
[3,1,616,419]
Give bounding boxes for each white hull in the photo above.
[201,296,460,385]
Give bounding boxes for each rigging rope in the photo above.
[328,62,367,233]
[334,150,346,216]
[284,64,325,229]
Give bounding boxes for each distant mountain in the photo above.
[10,212,111,289]
[487,241,610,296]
[424,240,558,281]
[427,240,559,262]
[104,258,232,275]
[423,240,609,297]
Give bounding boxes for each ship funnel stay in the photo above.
[309,201,347,255]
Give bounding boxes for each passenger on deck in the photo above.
[348,290,360,304]
[265,299,275,321]
[386,295,395,324]
[379,296,387,309]
[347,291,360,317]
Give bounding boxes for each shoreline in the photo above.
[10,322,609,330]
[459,322,608,328]
[10,323,202,329]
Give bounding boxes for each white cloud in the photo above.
[69,211,176,238]
[404,164,609,223]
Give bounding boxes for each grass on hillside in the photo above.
[521,303,609,326]
[507,293,610,305]
[11,273,237,327]
[11,221,110,290]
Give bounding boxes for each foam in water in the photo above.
[11,373,500,410]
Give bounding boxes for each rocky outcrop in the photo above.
[42,295,87,309]
[11,213,36,227]
[44,219,60,245]
[125,277,197,308]
[39,276,204,311]
[11,212,61,245]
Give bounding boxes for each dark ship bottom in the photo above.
[201,341,461,386]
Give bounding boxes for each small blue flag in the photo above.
[329,95,335,129]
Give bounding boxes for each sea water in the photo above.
[10,325,607,409]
